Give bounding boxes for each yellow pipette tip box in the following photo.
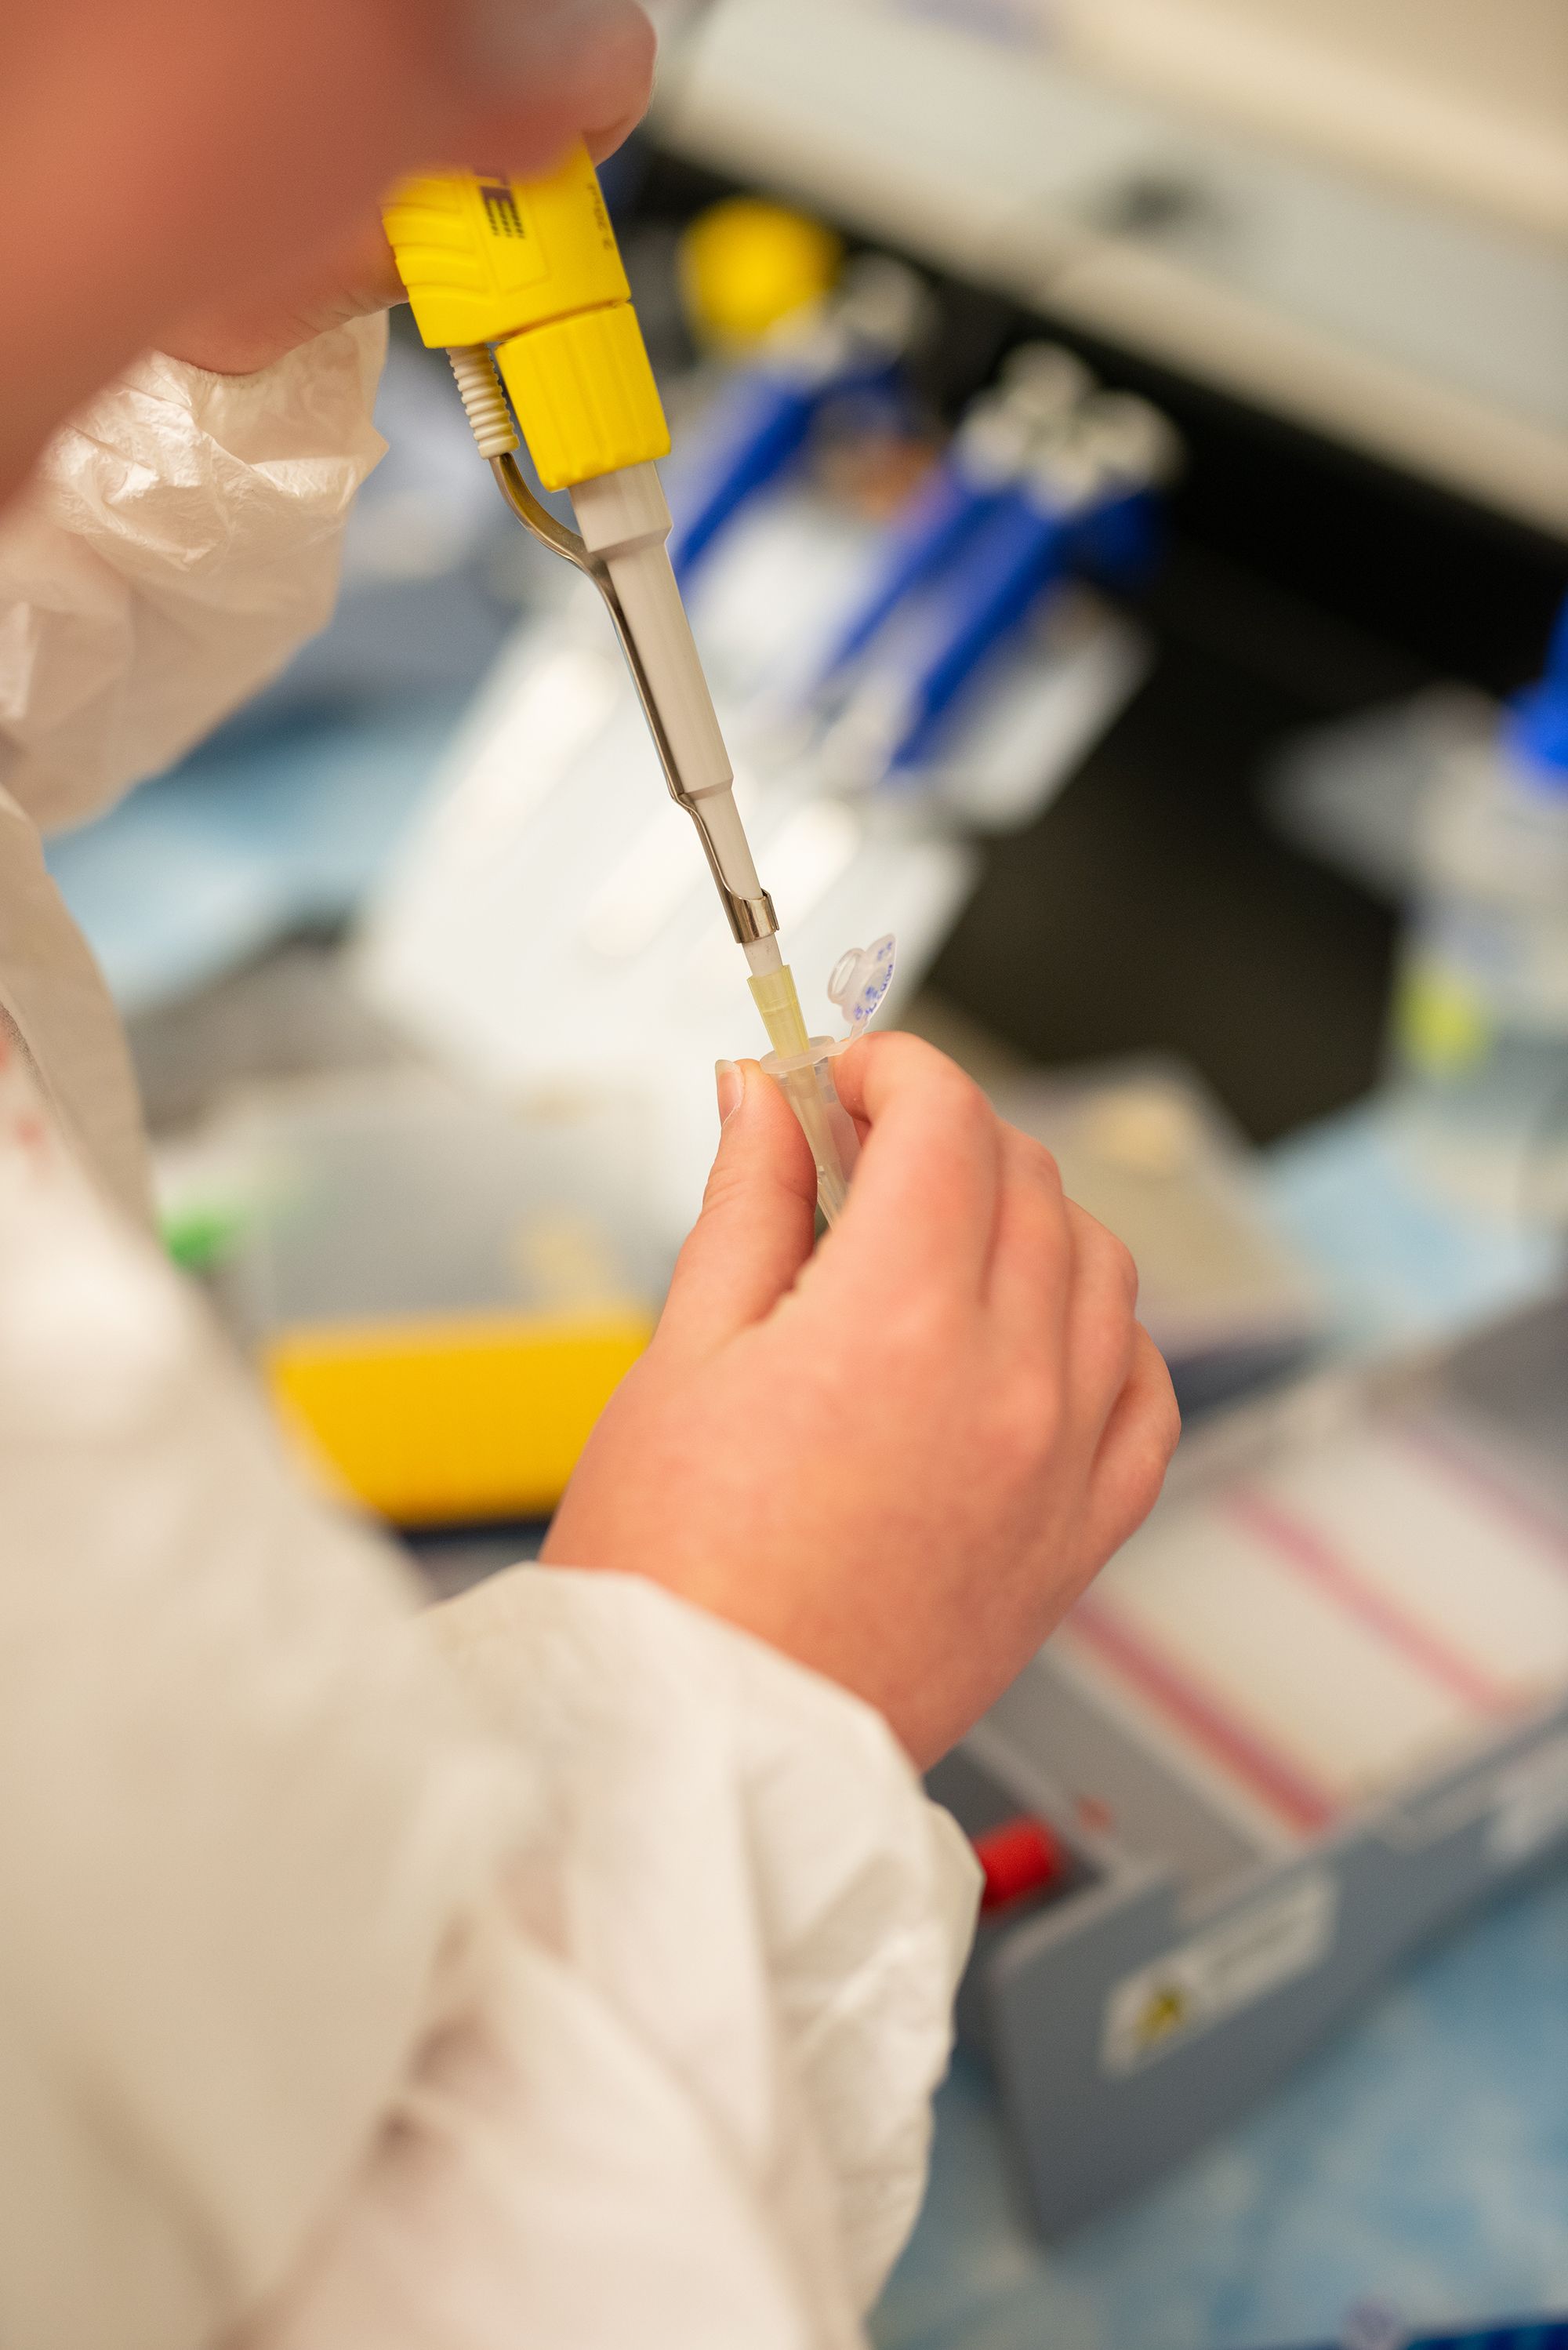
[216,1072,662,1530]
[264,1305,652,1527]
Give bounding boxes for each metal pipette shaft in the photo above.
[488,437,847,1207]
[488,452,780,962]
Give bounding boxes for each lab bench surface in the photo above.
[874,1869,1568,2350]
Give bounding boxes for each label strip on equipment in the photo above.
[1101,1872,1338,2076]
[1066,1596,1340,1835]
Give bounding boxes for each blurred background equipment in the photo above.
[654,0,1568,532]
[993,1059,1324,1415]
[932,1288,1568,2236]
[40,1,1568,2337]
[1254,2312,1568,2350]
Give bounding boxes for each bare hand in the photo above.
[156,222,412,382]
[543,1037,1180,1767]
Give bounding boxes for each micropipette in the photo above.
[382,150,855,1216]
[807,343,1092,695]
[818,391,1181,789]
[666,252,927,587]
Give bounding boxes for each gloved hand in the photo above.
[0,0,655,501]
[543,1036,1181,1767]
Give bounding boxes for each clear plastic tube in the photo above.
[745,939,895,1223]
[760,1038,859,1226]
[749,966,856,1222]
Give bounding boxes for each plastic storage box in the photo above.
[936,1290,1568,2236]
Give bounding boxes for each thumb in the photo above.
[655,1060,818,1359]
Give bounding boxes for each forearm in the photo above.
[240,1568,980,2349]
[0,1041,526,2350]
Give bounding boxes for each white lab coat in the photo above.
[0,319,978,2350]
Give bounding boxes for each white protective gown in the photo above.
[0,318,979,2350]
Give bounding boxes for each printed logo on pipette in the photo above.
[479,182,524,239]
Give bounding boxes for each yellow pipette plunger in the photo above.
[383,149,851,1217]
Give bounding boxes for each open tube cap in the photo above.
[828,933,896,1037]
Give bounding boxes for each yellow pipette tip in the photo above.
[749,964,853,1223]
[748,963,811,1060]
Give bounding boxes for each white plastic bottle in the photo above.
[1394,602,1568,1215]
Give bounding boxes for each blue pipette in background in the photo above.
[808,343,1094,696]
[1256,2312,1568,2350]
[1505,586,1568,783]
[818,393,1181,789]
[666,256,928,587]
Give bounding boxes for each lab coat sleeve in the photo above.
[0,1031,978,2350]
[0,315,387,834]
[0,1037,531,2350]
[238,1569,980,2350]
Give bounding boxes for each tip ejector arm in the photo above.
[385,158,779,962]
[487,443,779,957]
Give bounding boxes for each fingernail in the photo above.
[715,1059,742,1127]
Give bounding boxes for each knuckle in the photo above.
[1131,1386,1182,1506]
[1012,1129,1062,1190]
[933,1065,993,1147]
[1131,1429,1176,1518]
[1106,1449,1168,1550]
[1091,1221,1139,1307]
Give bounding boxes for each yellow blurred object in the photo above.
[383,145,670,488]
[264,1307,652,1526]
[747,960,811,1058]
[680,197,844,349]
[1396,958,1494,1077]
